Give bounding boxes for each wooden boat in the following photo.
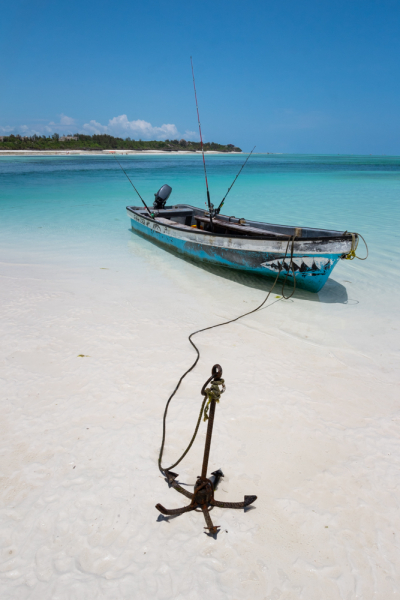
[126,199,356,293]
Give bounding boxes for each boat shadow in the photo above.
[188,257,349,304]
[129,230,349,304]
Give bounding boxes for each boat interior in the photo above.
[127,204,348,240]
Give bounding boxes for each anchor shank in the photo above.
[201,398,216,479]
[156,364,257,536]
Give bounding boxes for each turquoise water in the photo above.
[1,154,399,305]
[1,154,399,281]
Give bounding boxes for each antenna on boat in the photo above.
[215,146,256,215]
[113,154,152,217]
[190,56,214,230]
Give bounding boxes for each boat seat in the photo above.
[194,215,289,237]
[155,217,207,233]
[158,208,193,218]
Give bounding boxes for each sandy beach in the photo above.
[0,150,241,157]
[0,154,399,599]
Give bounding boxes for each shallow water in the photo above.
[1,154,400,599]
[1,153,399,337]
[1,152,399,259]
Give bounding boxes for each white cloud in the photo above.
[48,114,76,132]
[83,114,180,140]
[15,125,41,136]
[183,130,198,140]
[1,114,77,137]
[82,119,108,135]
[60,114,75,126]
[1,114,198,141]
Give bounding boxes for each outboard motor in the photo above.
[153,184,172,210]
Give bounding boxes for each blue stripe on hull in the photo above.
[130,218,340,293]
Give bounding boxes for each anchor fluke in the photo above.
[210,469,224,489]
[156,365,258,535]
[244,495,257,506]
[155,503,194,516]
[165,470,179,485]
[204,525,220,535]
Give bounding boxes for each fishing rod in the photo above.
[215,146,256,215]
[190,56,214,230]
[113,154,152,217]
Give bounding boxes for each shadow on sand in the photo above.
[129,229,349,305]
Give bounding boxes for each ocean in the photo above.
[1,153,399,321]
[1,153,399,267]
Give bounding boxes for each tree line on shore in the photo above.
[0,133,241,152]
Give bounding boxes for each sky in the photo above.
[0,0,399,153]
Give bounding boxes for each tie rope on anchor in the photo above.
[203,373,225,421]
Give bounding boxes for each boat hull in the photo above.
[127,208,351,293]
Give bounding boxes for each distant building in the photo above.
[60,135,78,142]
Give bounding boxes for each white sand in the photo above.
[0,150,240,157]
[0,231,399,599]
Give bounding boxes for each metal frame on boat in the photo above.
[126,203,355,293]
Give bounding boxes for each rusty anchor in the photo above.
[156,364,257,535]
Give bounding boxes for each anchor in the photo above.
[156,364,257,535]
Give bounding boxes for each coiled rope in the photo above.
[344,232,369,260]
[158,235,298,474]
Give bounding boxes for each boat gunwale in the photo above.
[126,205,355,245]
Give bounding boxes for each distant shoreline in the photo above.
[0,149,243,157]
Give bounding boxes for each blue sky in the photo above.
[1,0,399,153]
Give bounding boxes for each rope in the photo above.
[280,235,297,300]
[344,232,369,261]
[203,378,226,422]
[158,235,297,474]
